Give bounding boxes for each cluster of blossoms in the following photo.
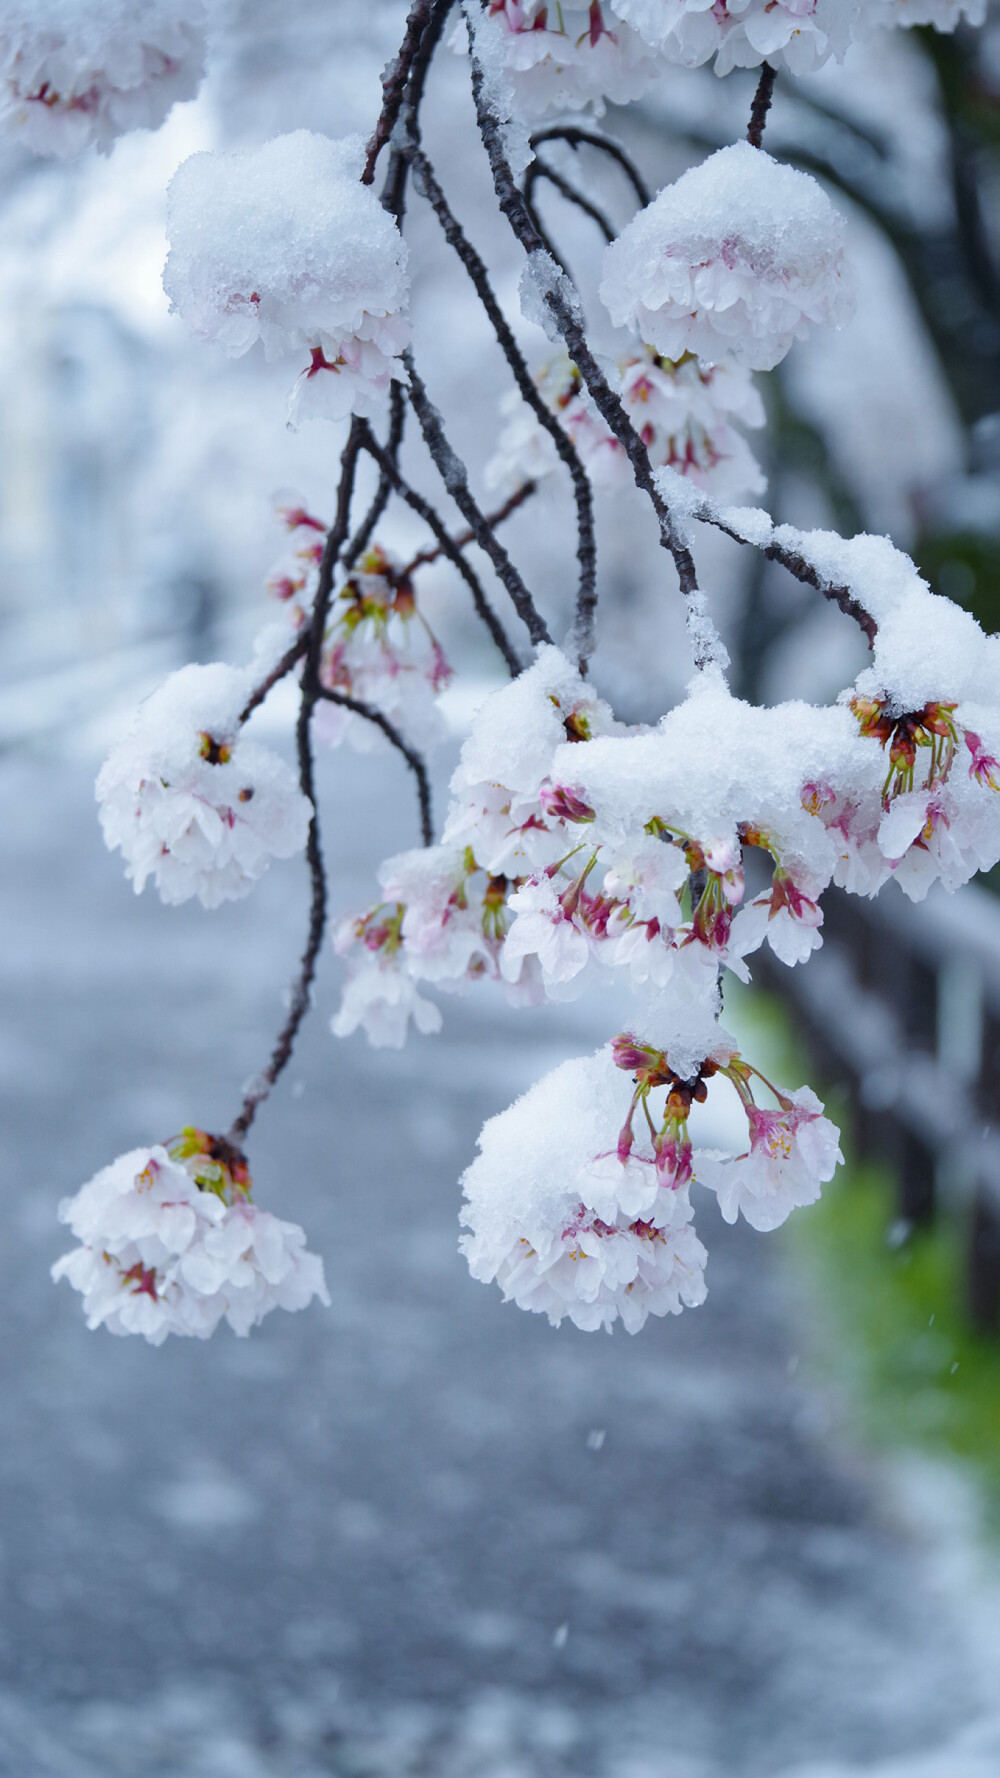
[97,661,311,908]
[0,0,206,156]
[487,348,765,501]
[265,495,453,753]
[470,0,984,120]
[52,1131,329,1344]
[334,530,1000,1328]
[164,132,410,425]
[460,1028,841,1332]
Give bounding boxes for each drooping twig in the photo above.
[379,0,455,223]
[228,421,365,1145]
[528,126,651,208]
[464,22,726,672]
[239,635,308,727]
[406,147,597,667]
[402,480,536,575]
[403,349,554,649]
[316,687,434,846]
[357,420,521,675]
[525,158,616,244]
[747,64,777,151]
[362,0,438,184]
[344,380,407,567]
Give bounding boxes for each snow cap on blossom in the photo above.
[600,142,854,372]
[610,0,861,75]
[461,1046,709,1333]
[443,644,623,877]
[464,0,661,130]
[97,661,311,908]
[0,0,206,157]
[164,132,409,422]
[52,1134,329,1345]
[486,350,765,502]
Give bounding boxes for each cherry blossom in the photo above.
[52,1134,329,1344]
[486,349,765,500]
[460,1049,709,1333]
[697,1084,843,1232]
[314,545,453,754]
[600,143,854,372]
[468,0,662,122]
[96,663,311,909]
[0,0,207,157]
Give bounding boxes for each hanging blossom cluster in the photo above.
[97,661,311,909]
[264,495,454,754]
[469,0,985,117]
[164,131,410,426]
[53,1132,329,1345]
[487,348,766,502]
[0,0,207,156]
[335,530,1000,1328]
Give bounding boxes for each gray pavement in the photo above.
[0,743,994,1777]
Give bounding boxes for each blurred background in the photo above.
[2,5,1000,1774]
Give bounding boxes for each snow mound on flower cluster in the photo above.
[601,143,854,372]
[461,1047,709,1333]
[52,1146,329,1344]
[97,662,311,908]
[164,132,409,421]
[0,0,206,156]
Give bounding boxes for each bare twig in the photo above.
[403,349,553,649]
[228,421,366,1144]
[401,480,536,575]
[239,635,307,726]
[316,687,434,846]
[362,0,438,184]
[406,146,597,667]
[747,64,777,151]
[528,126,651,208]
[525,158,616,243]
[357,420,522,675]
[344,380,407,567]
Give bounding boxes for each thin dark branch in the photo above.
[403,348,554,649]
[406,146,597,665]
[344,380,407,567]
[525,158,616,243]
[362,0,437,184]
[747,64,777,150]
[528,126,651,208]
[316,687,433,846]
[357,421,522,675]
[228,421,365,1145]
[701,510,877,649]
[379,0,455,222]
[464,26,724,670]
[401,480,536,575]
[239,635,307,726]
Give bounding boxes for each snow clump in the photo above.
[0,0,206,156]
[600,142,854,372]
[164,132,410,423]
[97,662,311,908]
